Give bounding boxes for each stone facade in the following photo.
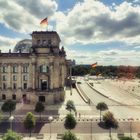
[0,31,67,104]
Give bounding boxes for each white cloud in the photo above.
[0,0,57,33]
[66,48,140,66]
[56,0,140,46]
[0,36,20,52]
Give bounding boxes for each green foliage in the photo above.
[62,131,79,140]
[119,136,134,140]
[103,111,118,128]
[96,102,108,122]
[72,65,91,76]
[24,112,36,137]
[0,113,3,122]
[72,65,140,79]
[96,102,108,111]
[1,100,16,116]
[2,130,22,140]
[34,102,45,119]
[66,100,76,113]
[64,114,77,130]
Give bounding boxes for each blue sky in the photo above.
[0,0,140,65]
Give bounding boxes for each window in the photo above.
[37,40,40,45]
[2,66,7,73]
[23,83,27,89]
[40,65,49,73]
[2,94,6,100]
[23,75,27,81]
[43,40,46,45]
[13,83,17,90]
[23,66,28,73]
[12,94,16,100]
[3,83,6,90]
[13,65,18,73]
[2,75,7,81]
[13,75,17,81]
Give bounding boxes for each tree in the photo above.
[34,102,45,120]
[64,114,77,130]
[2,130,22,140]
[62,131,79,140]
[66,100,76,114]
[119,137,134,140]
[96,102,108,122]
[0,113,3,123]
[103,111,118,139]
[1,100,16,116]
[24,112,36,137]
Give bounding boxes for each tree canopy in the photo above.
[1,100,16,116]
[64,114,77,130]
[34,102,45,120]
[24,112,36,137]
[2,130,22,140]
[96,102,108,122]
[66,100,76,113]
[71,65,140,79]
[62,131,79,140]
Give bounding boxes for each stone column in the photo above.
[8,64,12,89]
[18,64,22,89]
[49,62,54,89]
[28,63,32,89]
[32,63,36,90]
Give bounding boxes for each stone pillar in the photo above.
[28,63,32,89]
[49,62,54,89]
[18,64,22,89]
[32,63,36,90]
[8,64,12,89]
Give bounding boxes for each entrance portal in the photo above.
[41,80,47,90]
[22,94,27,103]
[39,96,45,102]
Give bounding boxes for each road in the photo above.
[77,77,140,119]
[0,121,140,134]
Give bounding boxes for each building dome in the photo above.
[13,39,32,53]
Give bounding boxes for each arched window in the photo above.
[40,65,49,73]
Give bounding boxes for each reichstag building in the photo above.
[0,31,68,104]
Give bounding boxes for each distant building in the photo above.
[0,31,68,104]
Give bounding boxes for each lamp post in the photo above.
[90,117,93,140]
[70,65,72,95]
[129,118,133,138]
[9,116,14,130]
[48,116,53,139]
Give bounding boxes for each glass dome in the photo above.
[13,39,32,53]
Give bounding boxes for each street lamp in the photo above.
[90,117,93,140]
[70,66,72,95]
[48,116,53,139]
[128,118,133,138]
[9,116,14,130]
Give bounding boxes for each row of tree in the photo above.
[1,100,45,118]
[0,99,134,140]
[72,65,140,78]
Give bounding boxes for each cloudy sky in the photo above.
[0,0,140,66]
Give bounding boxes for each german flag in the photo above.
[40,17,48,27]
[91,62,97,68]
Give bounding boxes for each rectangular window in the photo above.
[13,66,18,73]
[23,83,27,89]
[23,66,28,73]
[23,75,27,81]
[2,66,7,73]
[13,83,17,90]
[2,75,7,81]
[3,83,6,90]
[13,75,17,81]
